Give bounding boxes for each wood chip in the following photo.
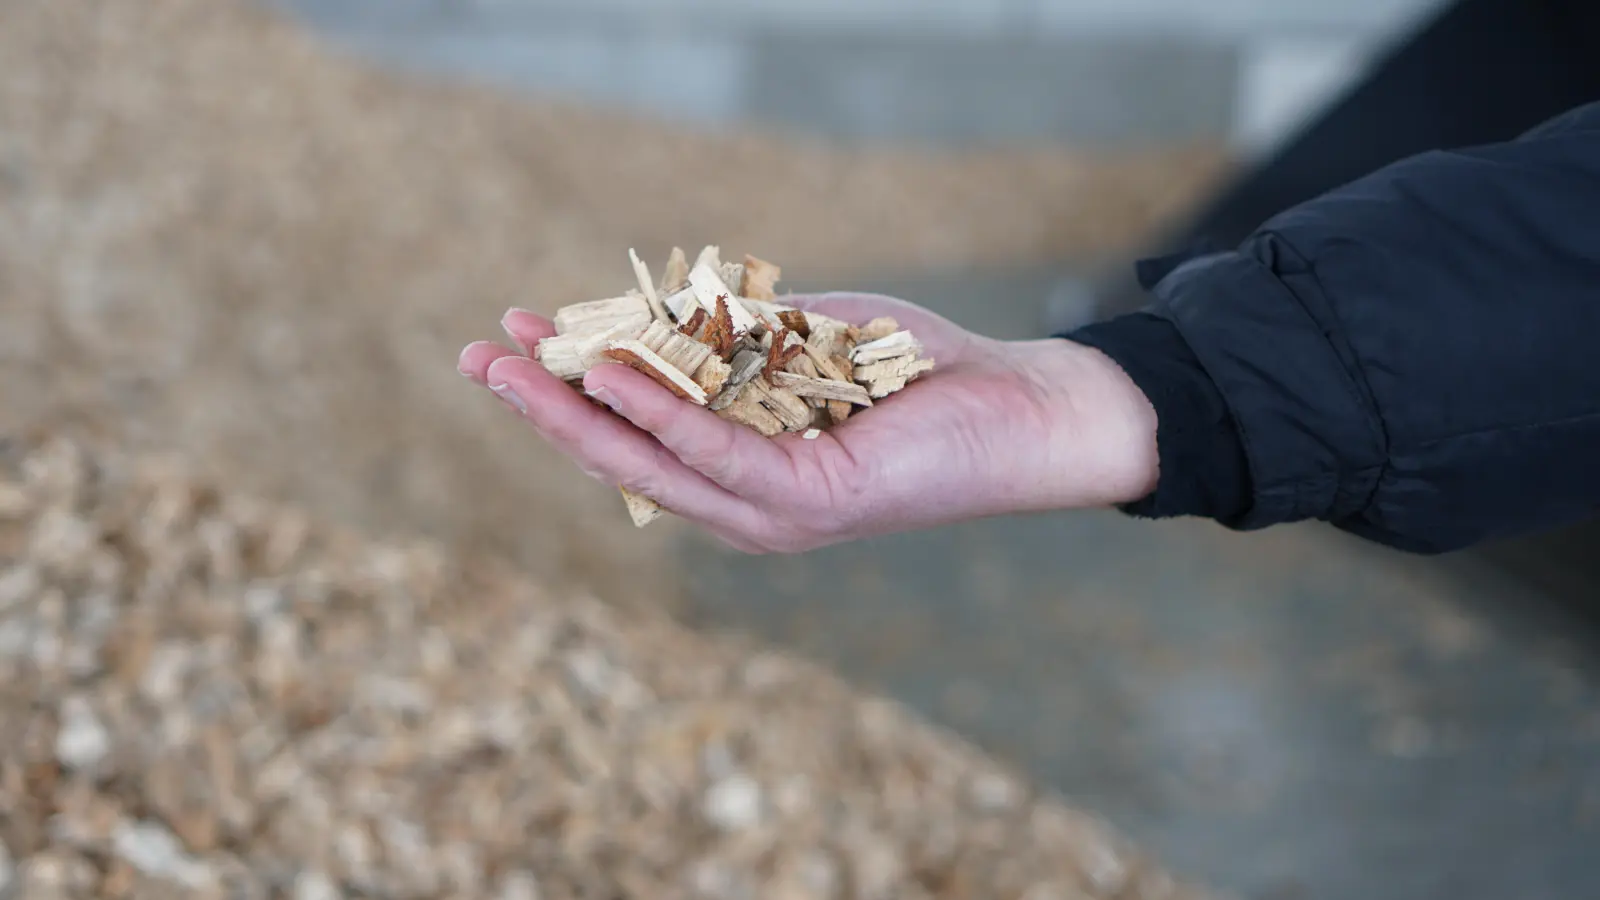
[785,355,824,407]
[711,349,768,411]
[719,261,746,297]
[689,264,758,336]
[629,248,671,323]
[744,298,849,333]
[859,317,901,343]
[693,244,722,272]
[770,372,873,407]
[855,356,936,398]
[619,488,664,527]
[743,254,782,301]
[698,296,739,359]
[656,332,714,378]
[661,246,690,293]
[852,331,923,365]
[802,428,821,441]
[691,355,732,396]
[777,309,811,339]
[715,385,785,436]
[536,318,651,380]
[762,329,805,380]
[553,295,653,336]
[739,377,811,432]
[677,307,707,338]
[602,340,708,405]
[662,286,698,322]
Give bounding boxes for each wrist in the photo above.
[1011,338,1160,509]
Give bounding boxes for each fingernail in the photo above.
[488,382,527,414]
[501,308,535,354]
[585,386,619,410]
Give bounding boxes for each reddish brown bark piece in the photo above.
[677,306,707,338]
[602,346,706,403]
[697,295,738,359]
[777,309,811,339]
[763,328,804,380]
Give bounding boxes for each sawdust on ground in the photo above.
[0,0,1231,610]
[0,432,1214,900]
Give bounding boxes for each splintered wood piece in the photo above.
[692,355,732,396]
[852,331,923,365]
[656,332,714,377]
[747,378,813,432]
[709,349,766,410]
[743,297,849,333]
[638,320,677,353]
[786,355,825,408]
[629,248,671,322]
[777,309,811,339]
[694,245,722,273]
[662,286,698,322]
[805,321,855,362]
[743,254,782,301]
[553,296,653,336]
[762,328,805,379]
[620,488,665,527]
[662,246,690,293]
[536,318,651,380]
[720,262,746,297]
[802,428,822,441]
[677,307,707,338]
[771,372,873,406]
[858,317,900,342]
[603,340,709,405]
[855,356,936,398]
[827,351,857,423]
[689,264,758,336]
[800,344,847,381]
[716,385,785,436]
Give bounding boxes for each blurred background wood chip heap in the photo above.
[0,0,1231,896]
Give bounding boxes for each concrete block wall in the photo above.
[269,0,1451,156]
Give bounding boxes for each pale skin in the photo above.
[457,293,1161,555]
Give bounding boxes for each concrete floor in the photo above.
[259,5,1600,897]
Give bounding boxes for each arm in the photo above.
[1067,101,1600,554]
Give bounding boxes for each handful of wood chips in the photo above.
[534,246,935,527]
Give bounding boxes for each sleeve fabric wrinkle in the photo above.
[1063,100,1600,554]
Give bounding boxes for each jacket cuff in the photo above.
[1063,312,1253,524]
[1146,246,1386,530]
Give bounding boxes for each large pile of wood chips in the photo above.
[0,433,1212,900]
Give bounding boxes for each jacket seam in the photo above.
[1258,229,1394,518]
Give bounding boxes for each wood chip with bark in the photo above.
[528,247,934,526]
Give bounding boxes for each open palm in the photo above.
[459,293,1156,553]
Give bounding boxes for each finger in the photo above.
[458,340,518,384]
[500,307,555,356]
[485,355,767,533]
[581,362,799,505]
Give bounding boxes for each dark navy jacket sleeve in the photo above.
[1066,100,1600,554]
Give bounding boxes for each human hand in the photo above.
[458,293,1159,554]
